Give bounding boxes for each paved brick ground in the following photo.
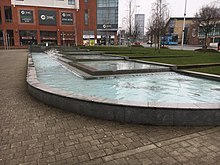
[1,49,220,165]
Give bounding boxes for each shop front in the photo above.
[97,31,115,45]
[40,31,57,45]
[19,30,37,46]
[83,31,95,46]
[60,31,75,46]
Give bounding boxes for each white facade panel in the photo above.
[11,0,79,9]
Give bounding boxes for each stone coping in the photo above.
[27,53,220,126]
[177,63,220,69]
[59,55,172,76]
[175,70,220,82]
[128,55,193,59]
[62,54,125,61]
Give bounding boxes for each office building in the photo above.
[134,14,145,37]
[0,0,118,48]
[96,0,118,45]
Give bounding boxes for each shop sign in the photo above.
[62,38,75,40]
[61,12,73,25]
[83,35,95,39]
[97,24,118,30]
[20,10,33,23]
[103,24,112,29]
[21,36,33,39]
[39,10,57,25]
[42,37,57,40]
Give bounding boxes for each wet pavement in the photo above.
[1,49,220,165]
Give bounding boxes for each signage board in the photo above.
[39,10,57,25]
[97,24,118,30]
[61,12,73,25]
[20,10,33,23]
[83,35,95,39]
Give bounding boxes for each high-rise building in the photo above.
[0,0,118,48]
[134,14,145,37]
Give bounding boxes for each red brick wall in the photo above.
[76,0,97,45]
[0,0,97,47]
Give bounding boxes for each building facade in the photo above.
[134,14,145,38]
[0,0,118,48]
[166,17,195,44]
[96,0,118,45]
[197,23,220,46]
[166,17,220,46]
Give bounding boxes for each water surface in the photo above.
[79,60,168,71]
[32,53,220,105]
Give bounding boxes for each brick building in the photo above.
[0,0,118,48]
[166,17,220,46]
[166,17,196,44]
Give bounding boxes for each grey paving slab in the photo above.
[1,49,220,164]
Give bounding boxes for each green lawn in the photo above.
[81,46,196,56]
[141,54,220,65]
[189,66,220,75]
[80,46,220,75]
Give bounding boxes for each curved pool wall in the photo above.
[27,52,220,126]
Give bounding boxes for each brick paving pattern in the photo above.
[1,49,220,165]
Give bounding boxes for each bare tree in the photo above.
[194,5,220,49]
[212,0,220,7]
[150,0,169,53]
[133,21,141,42]
[123,0,141,46]
[146,19,158,50]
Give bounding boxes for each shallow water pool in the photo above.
[32,53,220,105]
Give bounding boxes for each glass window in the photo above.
[19,30,37,46]
[97,0,118,7]
[68,0,75,5]
[40,31,57,45]
[60,31,75,46]
[97,8,118,24]
[6,30,14,46]
[84,10,88,25]
[97,0,118,28]
[4,6,13,23]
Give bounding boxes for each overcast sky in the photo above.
[119,0,218,28]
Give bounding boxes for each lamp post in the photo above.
[136,5,140,14]
[129,1,132,39]
[181,0,187,49]
[136,5,140,42]
[118,27,122,45]
[213,24,216,43]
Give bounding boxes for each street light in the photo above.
[118,27,122,45]
[213,24,216,43]
[181,0,187,49]
[136,5,140,14]
[129,1,132,38]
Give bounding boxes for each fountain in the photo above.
[27,49,220,126]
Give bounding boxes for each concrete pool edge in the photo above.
[27,54,220,126]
